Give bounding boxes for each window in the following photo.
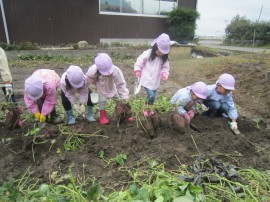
[100,0,177,17]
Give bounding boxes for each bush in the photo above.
[0,42,39,50]
[166,8,199,42]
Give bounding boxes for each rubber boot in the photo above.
[66,109,75,125]
[100,110,109,125]
[50,115,63,124]
[86,106,96,122]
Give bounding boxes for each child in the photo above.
[60,65,95,125]
[171,81,208,124]
[0,47,17,103]
[203,73,238,130]
[134,33,170,116]
[24,69,62,124]
[86,53,129,125]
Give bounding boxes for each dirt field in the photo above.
[0,50,270,191]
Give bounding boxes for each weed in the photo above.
[252,117,263,128]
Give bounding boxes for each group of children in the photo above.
[0,33,238,130]
[171,74,238,130]
[24,53,129,126]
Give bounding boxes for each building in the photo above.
[0,0,197,45]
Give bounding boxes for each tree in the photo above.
[166,8,199,42]
[224,15,270,45]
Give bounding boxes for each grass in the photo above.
[0,158,269,201]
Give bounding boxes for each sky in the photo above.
[195,0,270,36]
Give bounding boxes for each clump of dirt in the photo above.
[115,101,133,125]
[0,103,22,129]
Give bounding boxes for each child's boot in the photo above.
[86,106,96,122]
[66,109,75,125]
[100,110,109,125]
[50,114,62,124]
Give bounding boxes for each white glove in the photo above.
[229,122,238,130]
[5,84,13,95]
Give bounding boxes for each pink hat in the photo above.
[191,81,208,99]
[95,53,113,76]
[66,65,85,88]
[25,75,43,100]
[217,73,235,90]
[151,33,171,54]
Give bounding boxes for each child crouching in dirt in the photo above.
[86,53,129,125]
[0,47,17,104]
[60,65,95,125]
[134,33,171,116]
[170,81,208,124]
[1,47,22,128]
[203,73,238,130]
[24,69,62,124]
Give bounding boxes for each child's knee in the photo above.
[208,101,221,110]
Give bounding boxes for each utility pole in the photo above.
[252,5,263,52]
[0,0,10,44]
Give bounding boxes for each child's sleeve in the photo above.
[24,91,39,114]
[160,60,170,76]
[170,90,188,114]
[134,50,149,72]
[41,83,57,116]
[114,70,129,99]
[86,65,97,84]
[226,94,238,120]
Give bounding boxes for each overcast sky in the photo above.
[195,0,270,36]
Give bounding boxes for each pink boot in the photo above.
[143,110,149,117]
[100,110,109,125]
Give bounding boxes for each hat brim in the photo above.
[194,92,207,99]
[159,49,170,54]
[28,88,43,100]
[223,86,235,90]
[216,81,235,91]
[71,80,84,88]
[99,65,113,76]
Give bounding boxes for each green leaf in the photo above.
[137,188,149,201]
[115,154,128,166]
[130,184,139,197]
[162,188,173,201]
[148,160,158,169]
[155,195,164,202]
[86,184,100,202]
[173,195,194,202]
[98,150,105,159]
[189,184,203,194]
[179,183,189,192]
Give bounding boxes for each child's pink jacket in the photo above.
[24,69,60,116]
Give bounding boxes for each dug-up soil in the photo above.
[0,51,270,191]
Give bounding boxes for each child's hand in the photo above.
[40,114,46,122]
[161,72,168,81]
[135,71,141,78]
[187,110,195,119]
[183,113,190,124]
[35,112,41,121]
[229,121,238,130]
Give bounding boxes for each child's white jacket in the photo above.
[134,49,170,90]
[170,86,195,115]
[86,65,129,99]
